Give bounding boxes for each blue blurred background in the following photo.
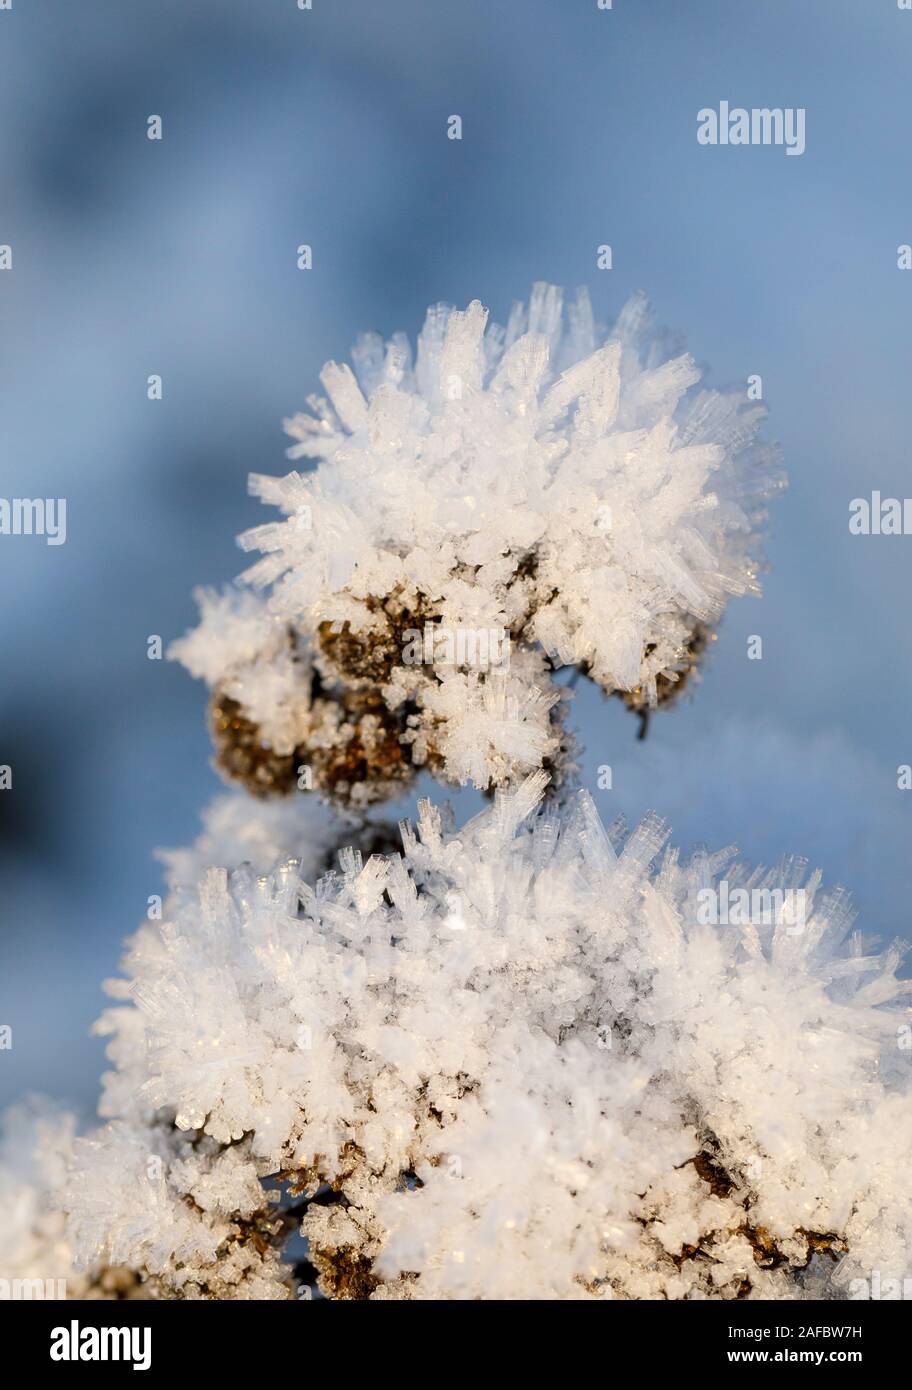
[1,0,910,1117]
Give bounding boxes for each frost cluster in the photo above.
[4,287,904,1305]
[171,286,780,806]
[0,1101,88,1299]
[156,788,344,894]
[51,777,912,1301]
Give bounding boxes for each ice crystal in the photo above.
[7,285,903,1307]
[171,286,781,803]
[0,1101,87,1299]
[156,789,344,894]
[56,779,912,1300]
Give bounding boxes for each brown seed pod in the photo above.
[317,587,438,688]
[310,1245,379,1301]
[210,693,299,797]
[210,673,418,809]
[305,691,416,809]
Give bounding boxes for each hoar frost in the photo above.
[27,777,912,1301]
[3,286,908,1303]
[171,285,782,807]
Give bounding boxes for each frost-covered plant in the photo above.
[58,777,912,1301]
[3,287,908,1302]
[171,285,781,805]
[0,1101,89,1300]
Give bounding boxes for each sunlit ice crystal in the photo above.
[48,775,912,1301]
[171,285,783,799]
